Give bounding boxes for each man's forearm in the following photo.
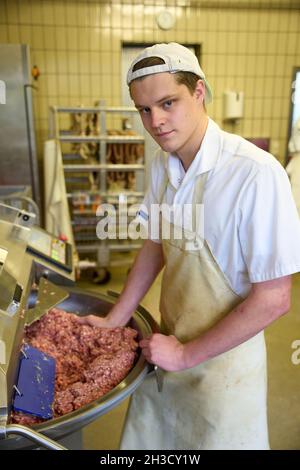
[107,239,165,326]
[141,275,291,372]
[181,276,291,369]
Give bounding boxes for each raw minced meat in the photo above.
[11,308,138,426]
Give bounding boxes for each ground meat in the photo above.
[84,350,137,388]
[10,308,138,426]
[11,412,44,426]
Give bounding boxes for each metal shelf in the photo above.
[49,104,145,275]
[67,191,144,199]
[59,134,144,144]
[77,243,142,252]
[72,208,137,216]
[63,164,144,172]
[51,105,139,114]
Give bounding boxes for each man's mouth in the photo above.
[156,130,174,137]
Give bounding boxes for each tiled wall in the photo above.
[0,0,300,164]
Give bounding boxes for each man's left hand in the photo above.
[139,333,186,371]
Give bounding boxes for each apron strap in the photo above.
[158,167,210,239]
[191,172,209,235]
[159,168,209,205]
[159,171,169,204]
[192,171,209,205]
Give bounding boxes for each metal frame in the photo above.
[0,288,156,450]
[48,105,145,274]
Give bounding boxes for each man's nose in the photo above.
[151,108,165,129]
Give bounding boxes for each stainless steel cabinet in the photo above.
[0,44,40,212]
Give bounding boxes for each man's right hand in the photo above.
[76,314,117,328]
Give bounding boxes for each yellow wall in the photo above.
[0,0,300,164]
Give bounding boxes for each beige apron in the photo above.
[120,171,270,450]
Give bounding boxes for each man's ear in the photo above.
[194,79,206,103]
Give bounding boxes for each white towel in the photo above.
[44,139,75,246]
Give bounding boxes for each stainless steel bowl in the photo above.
[0,288,156,449]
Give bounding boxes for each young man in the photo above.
[80,43,300,449]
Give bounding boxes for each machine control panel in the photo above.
[27,226,73,273]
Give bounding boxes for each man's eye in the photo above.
[164,100,173,108]
[140,107,150,114]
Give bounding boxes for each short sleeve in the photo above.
[239,161,300,282]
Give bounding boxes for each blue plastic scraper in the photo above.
[13,343,56,419]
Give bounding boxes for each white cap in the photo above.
[127,42,213,104]
[289,118,300,154]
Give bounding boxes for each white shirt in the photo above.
[138,119,300,297]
